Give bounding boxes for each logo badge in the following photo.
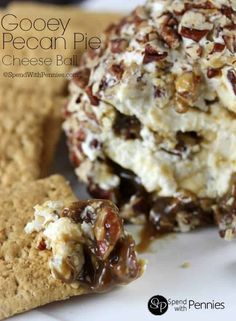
[148,295,169,316]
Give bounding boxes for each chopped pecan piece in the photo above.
[143,44,168,64]
[175,71,201,110]
[207,68,222,78]
[110,39,128,53]
[221,6,234,18]
[72,68,91,89]
[37,239,46,251]
[180,27,209,42]
[150,195,214,233]
[132,6,147,25]
[85,86,100,106]
[211,43,225,53]
[154,86,165,98]
[159,14,180,49]
[185,1,215,10]
[214,177,236,240]
[110,64,124,80]
[76,128,86,141]
[223,34,236,53]
[227,69,236,95]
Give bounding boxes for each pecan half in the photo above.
[109,235,142,282]
[94,202,122,260]
[143,44,168,64]
[63,200,122,260]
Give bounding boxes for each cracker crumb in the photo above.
[180,262,190,269]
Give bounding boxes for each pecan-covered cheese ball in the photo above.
[63,0,236,235]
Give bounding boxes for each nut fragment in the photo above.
[158,13,180,49]
[207,68,222,79]
[180,27,209,42]
[37,239,46,251]
[109,235,143,282]
[223,33,236,53]
[211,43,225,53]
[179,11,212,42]
[221,5,234,19]
[72,68,91,89]
[175,71,201,109]
[143,44,168,64]
[85,86,100,106]
[227,69,236,95]
[110,64,124,80]
[110,39,129,53]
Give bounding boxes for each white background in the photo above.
[11,1,236,320]
[81,0,145,12]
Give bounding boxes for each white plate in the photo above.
[10,1,236,319]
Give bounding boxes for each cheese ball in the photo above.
[64,0,236,234]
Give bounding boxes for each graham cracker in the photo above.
[0,88,65,186]
[0,175,84,320]
[0,95,44,187]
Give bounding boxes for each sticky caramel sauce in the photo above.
[136,221,169,253]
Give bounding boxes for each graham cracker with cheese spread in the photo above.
[0,175,84,320]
